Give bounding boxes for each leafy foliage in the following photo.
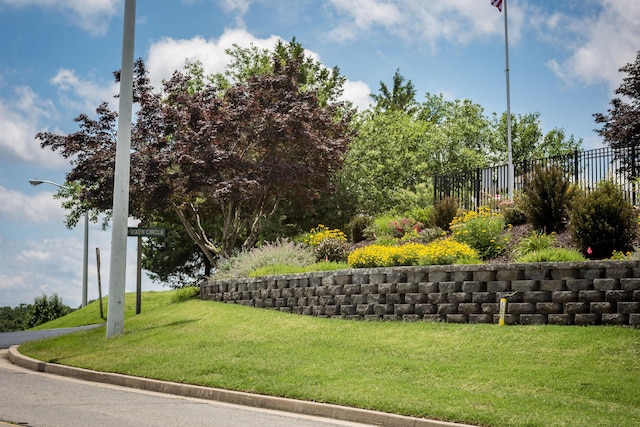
[498,197,528,226]
[28,293,72,328]
[520,165,575,233]
[432,197,458,231]
[512,231,555,258]
[370,69,418,113]
[450,207,509,259]
[569,181,638,258]
[514,248,585,263]
[0,304,30,332]
[594,50,640,177]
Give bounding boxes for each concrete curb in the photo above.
[8,345,476,427]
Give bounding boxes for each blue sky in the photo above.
[1,0,638,308]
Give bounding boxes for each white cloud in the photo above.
[341,80,372,112]
[0,186,67,224]
[326,0,519,48]
[544,0,640,90]
[0,218,166,308]
[0,0,121,36]
[51,68,119,112]
[0,87,69,168]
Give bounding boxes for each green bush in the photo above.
[345,214,373,243]
[432,197,458,231]
[314,238,350,263]
[520,164,575,232]
[450,207,509,259]
[569,180,638,259]
[512,231,555,258]
[498,196,527,226]
[365,215,422,240]
[28,293,72,328]
[515,248,585,263]
[401,227,446,245]
[403,206,433,228]
[170,286,200,303]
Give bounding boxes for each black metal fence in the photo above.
[434,145,640,210]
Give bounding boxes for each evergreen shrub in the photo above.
[520,164,575,232]
[432,197,458,231]
[569,180,638,258]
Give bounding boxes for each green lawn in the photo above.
[19,291,640,427]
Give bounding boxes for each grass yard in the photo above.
[18,291,640,427]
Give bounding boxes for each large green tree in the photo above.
[594,50,640,177]
[491,112,582,164]
[370,69,417,114]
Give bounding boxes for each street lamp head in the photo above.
[29,179,44,186]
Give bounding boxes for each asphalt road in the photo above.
[0,349,376,427]
[0,325,104,349]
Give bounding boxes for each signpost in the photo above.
[127,227,166,314]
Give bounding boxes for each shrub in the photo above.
[515,248,585,263]
[170,286,200,303]
[498,196,527,226]
[400,227,446,245]
[512,231,555,258]
[569,180,638,259]
[345,215,373,243]
[403,206,433,228]
[520,164,576,232]
[347,240,479,268]
[432,197,458,231]
[348,243,427,268]
[417,239,480,265]
[304,224,350,262]
[450,207,509,259]
[306,224,347,246]
[364,215,423,241]
[28,293,72,328]
[314,238,350,263]
[214,238,315,279]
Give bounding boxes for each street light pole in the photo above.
[29,179,89,308]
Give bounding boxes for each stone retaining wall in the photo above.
[200,261,640,326]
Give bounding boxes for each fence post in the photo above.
[573,150,579,184]
[475,168,481,209]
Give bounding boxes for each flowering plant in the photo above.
[450,207,509,259]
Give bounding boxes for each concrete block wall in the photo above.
[200,261,640,326]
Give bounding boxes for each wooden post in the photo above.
[96,247,104,319]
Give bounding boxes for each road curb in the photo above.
[7,346,476,427]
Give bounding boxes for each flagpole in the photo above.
[503,0,514,199]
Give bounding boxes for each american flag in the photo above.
[491,0,503,12]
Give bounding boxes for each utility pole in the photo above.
[106,0,136,338]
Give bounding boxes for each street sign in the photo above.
[127,227,167,238]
